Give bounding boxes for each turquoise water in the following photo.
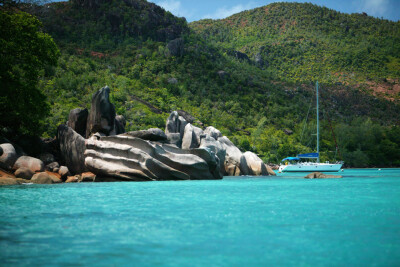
[1,169,399,266]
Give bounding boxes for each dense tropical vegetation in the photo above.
[1,0,400,167]
[191,2,400,86]
[0,9,59,135]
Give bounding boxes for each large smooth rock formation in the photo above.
[122,128,167,142]
[84,135,222,181]
[165,111,187,141]
[204,126,222,140]
[199,134,226,177]
[68,108,88,137]
[225,157,242,176]
[181,124,203,149]
[218,136,244,174]
[111,115,126,135]
[57,125,87,175]
[218,136,243,164]
[13,156,44,173]
[240,151,270,176]
[166,133,181,146]
[86,86,116,138]
[0,143,18,171]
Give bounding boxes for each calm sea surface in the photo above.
[1,169,399,266]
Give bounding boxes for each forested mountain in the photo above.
[2,0,399,167]
[191,2,400,101]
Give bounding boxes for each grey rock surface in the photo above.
[0,143,18,171]
[57,125,87,175]
[181,124,203,149]
[84,135,222,181]
[204,126,222,140]
[225,157,242,176]
[240,151,270,176]
[113,115,126,135]
[165,111,188,147]
[67,108,88,137]
[166,133,181,146]
[165,111,187,137]
[122,128,167,142]
[218,136,243,175]
[86,86,116,138]
[199,134,226,177]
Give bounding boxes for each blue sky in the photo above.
[149,0,400,22]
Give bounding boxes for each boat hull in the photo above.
[279,163,342,173]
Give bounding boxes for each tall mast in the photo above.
[316,81,320,163]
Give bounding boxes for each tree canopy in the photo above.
[0,10,59,135]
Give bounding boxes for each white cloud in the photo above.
[154,0,192,18]
[359,0,389,17]
[202,2,258,20]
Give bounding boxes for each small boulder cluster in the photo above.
[0,141,94,185]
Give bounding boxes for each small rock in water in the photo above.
[304,172,342,179]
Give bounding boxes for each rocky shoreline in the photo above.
[0,86,275,185]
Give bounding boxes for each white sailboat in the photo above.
[279,82,343,173]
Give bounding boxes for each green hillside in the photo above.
[190,2,400,99]
[2,0,399,167]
